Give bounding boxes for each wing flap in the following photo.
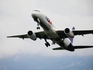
[7,31,49,39]
[53,47,65,50]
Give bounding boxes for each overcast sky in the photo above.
[0,0,93,70]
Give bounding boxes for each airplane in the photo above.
[7,10,93,52]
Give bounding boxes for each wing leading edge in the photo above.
[7,31,49,39]
[7,30,93,39]
[73,30,93,36]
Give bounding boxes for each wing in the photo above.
[7,31,49,39]
[56,30,93,38]
[73,30,93,36]
[7,34,28,39]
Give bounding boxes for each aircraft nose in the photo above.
[31,12,39,23]
[31,12,37,19]
[31,10,41,17]
[31,13,35,17]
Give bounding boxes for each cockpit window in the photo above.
[33,10,40,12]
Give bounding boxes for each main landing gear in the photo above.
[44,39,50,47]
[37,23,40,30]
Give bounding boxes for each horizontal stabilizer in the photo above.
[53,47,65,50]
[53,46,93,50]
[73,46,93,49]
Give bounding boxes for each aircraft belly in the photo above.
[45,29,59,39]
[40,21,49,31]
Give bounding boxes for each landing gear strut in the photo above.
[44,39,50,47]
[33,17,40,30]
[37,23,40,30]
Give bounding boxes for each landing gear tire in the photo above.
[37,27,40,29]
[45,42,50,47]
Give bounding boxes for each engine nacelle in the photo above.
[63,38,74,51]
[63,38,71,47]
[64,28,74,38]
[27,31,37,41]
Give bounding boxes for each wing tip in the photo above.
[7,36,11,38]
[6,36,19,38]
[7,36,14,38]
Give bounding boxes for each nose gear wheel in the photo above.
[37,27,40,29]
[37,23,40,30]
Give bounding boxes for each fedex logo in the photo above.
[45,16,52,24]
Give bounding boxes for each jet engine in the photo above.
[64,28,74,38]
[63,38,74,51]
[27,31,37,41]
[63,38,71,47]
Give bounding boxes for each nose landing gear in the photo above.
[34,18,40,30]
[37,27,40,29]
[37,23,40,30]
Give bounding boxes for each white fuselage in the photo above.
[32,11,59,39]
[31,10,74,51]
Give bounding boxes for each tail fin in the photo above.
[69,27,75,44]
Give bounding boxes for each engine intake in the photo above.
[28,31,33,36]
[64,28,74,38]
[65,28,70,33]
[27,31,37,41]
